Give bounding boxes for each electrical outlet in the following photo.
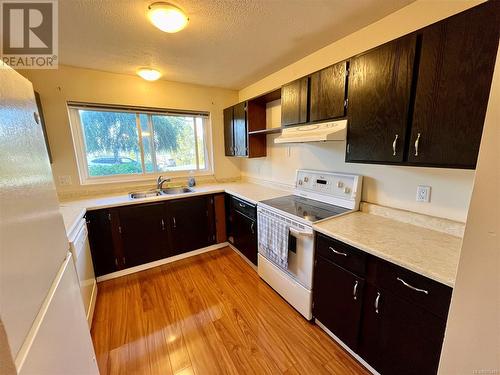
[58,175,72,186]
[416,185,431,202]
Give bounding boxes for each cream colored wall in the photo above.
[238,0,487,222]
[21,66,240,198]
[438,46,500,375]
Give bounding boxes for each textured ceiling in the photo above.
[59,0,415,89]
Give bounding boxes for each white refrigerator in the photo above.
[0,66,99,374]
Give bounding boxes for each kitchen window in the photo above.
[68,103,212,184]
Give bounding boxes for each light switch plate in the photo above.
[416,185,431,202]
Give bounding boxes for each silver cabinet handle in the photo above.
[397,277,429,294]
[329,246,348,257]
[392,134,399,156]
[375,292,381,314]
[353,280,359,300]
[161,219,165,231]
[250,221,255,234]
[172,217,176,228]
[414,133,421,156]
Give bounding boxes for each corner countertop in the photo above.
[313,211,463,287]
[59,182,290,239]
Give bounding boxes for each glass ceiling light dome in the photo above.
[137,68,162,81]
[148,2,189,33]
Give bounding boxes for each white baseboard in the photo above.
[228,243,258,271]
[315,319,380,375]
[87,280,97,327]
[96,242,228,282]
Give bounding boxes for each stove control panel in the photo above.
[295,170,363,209]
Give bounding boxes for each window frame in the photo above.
[68,104,214,185]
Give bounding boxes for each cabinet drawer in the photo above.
[230,196,256,220]
[372,258,452,319]
[315,233,367,276]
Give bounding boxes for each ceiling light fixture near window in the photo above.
[147,2,189,33]
[137,68,162,81]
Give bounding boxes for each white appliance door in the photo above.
[18,253,99,375]
[71,220,97,326]
[0,68,77,358]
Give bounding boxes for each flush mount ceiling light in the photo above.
[147,2,189,33]
[137,68,162,81]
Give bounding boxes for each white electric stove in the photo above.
[257,169,363,319]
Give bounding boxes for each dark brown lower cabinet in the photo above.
[313,256,364,350]
[166,195,215,255]
[232,209,257,265]
[359,285,447,375]
[86,209,117,277]
[313,234,452,375]
[86,195,218,276]
[117,202,170,268]
[227,195,258,265]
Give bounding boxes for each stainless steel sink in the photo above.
[160,187,194,195]
[129,190,162,199]
[129,187,194,199]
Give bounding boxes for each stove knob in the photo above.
[298,180,303,185]
[337,181,344,188]
[304,176,309,182]
[344,187,351,194]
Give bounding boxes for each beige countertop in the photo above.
[313,211,463,287]
[59,181,290,238]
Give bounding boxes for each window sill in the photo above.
[79,170,214,186]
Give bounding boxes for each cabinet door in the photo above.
[118,203,169,268]
[359,286,447,375]
[313,256,364,350]
[310,62,347,122]
[347,34,416,163]
[232,210,257,265]
[223,106,234,156]
[166,196,215,255]
[233,102,248,156]
[408,2,499,168]
[281,77,309,126]
[86,209,117,276]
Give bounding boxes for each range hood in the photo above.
[274,119,347,144]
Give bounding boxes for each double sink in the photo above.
[129,187,194,199]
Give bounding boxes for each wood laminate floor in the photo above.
[91,247,369,375]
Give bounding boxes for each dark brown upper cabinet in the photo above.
[407,1,499,169]
[309,62,348,122]
[233,102,248,157]
[346,34,417,163]
[281,77,310,126]
[223,100,267,158]
[223,106,235,156]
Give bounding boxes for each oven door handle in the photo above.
[289,227,313,238]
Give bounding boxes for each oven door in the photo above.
[286,226,314,289]
[257,207,315,290]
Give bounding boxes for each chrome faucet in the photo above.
[156,175,171,190]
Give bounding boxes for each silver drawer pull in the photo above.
[392,134,399,156]
[328,246,347,257]
[375,292,381,314]
[353,280,359,300]
[397,277,429,294]
[414,133,421,156]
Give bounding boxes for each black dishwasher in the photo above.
[227,195,258,265]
